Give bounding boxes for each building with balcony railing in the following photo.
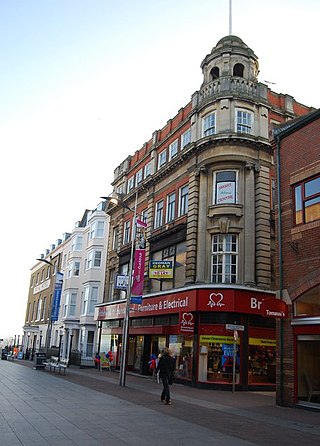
[96,35,313,389]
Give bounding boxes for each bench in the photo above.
[43,356,69,374]
[58,358,69,375]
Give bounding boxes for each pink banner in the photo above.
[131,248,146,296]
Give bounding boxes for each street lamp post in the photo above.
[101,191,138,387]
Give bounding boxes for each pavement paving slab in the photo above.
[0,359,319,446]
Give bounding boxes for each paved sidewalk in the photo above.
[0,359,319,445]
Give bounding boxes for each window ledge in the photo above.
[208,204,243,218]
[291,219,320,235]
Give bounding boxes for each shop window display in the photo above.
[248,339,276,384]
[198,335,240,383]
[169,334,193,381]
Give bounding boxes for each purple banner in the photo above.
[131,249,145,297]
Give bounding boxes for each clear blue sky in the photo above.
[0,0,319,341]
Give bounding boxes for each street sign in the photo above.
[115,274,128,290]
[226,324,245,331]
[130,296,142,304]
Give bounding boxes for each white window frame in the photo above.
[127,176,134,192]
[154,200,164,229]
[203,113,216,137]
[158,149,167,169]
[123,220,131,244]
[135,168,143,186]
[144,162,152,178]
[178,184,189,216]
[36,298,42,321]
[166,193,176,223]
[90,220,105,240]
[82,285,98,315]
[213,170,238,205]
[181,128,191,148]
[86,250,102,270]
[82,287,89,315]
[211,234,238,284]
[41,297,46,320]
[169,139,178,161]
[236,109,253,134]
[72,235,83,252]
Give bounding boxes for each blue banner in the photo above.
[51,272,63,321]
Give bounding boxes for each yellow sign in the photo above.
[200,335,240,345]
[249,338,276,346]
[149,260,173,279]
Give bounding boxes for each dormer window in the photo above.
[233,63,244,77]
[210,66,220,80]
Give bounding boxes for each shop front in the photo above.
[292,285,320,407]
[95,286,287,389]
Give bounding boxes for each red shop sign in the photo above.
[179,312,195,334]
[261,297,288,318]
[197,289,235,312]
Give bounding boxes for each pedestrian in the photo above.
[148,354,157,377]
[156,347,175,405]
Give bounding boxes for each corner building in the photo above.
[96,35,313,389]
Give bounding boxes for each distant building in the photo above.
[23,202,108,364]
[273,109,320,408]
[96,35,313,387]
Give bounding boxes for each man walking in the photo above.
[156,347,175,405]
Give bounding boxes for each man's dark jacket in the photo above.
[156,353,174,377]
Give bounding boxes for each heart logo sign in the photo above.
[182,312,193,325]
[208,292,225,308]
[180,312,195,333]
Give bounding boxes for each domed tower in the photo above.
[201,35,259,87]
[189,35,271,288]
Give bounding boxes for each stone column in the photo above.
[243,162,256,285]
[196,166,208,283]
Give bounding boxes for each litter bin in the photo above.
[33,352,47,370]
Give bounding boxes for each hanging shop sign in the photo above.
[179,312,195,334]
[261,297,288,318]
[149,260,173,279]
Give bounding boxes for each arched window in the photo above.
[210,66,220,80]
[233,63,244,77]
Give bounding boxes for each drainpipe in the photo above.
[276,134,284,405]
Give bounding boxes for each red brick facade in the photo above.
[274,110,320,406]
